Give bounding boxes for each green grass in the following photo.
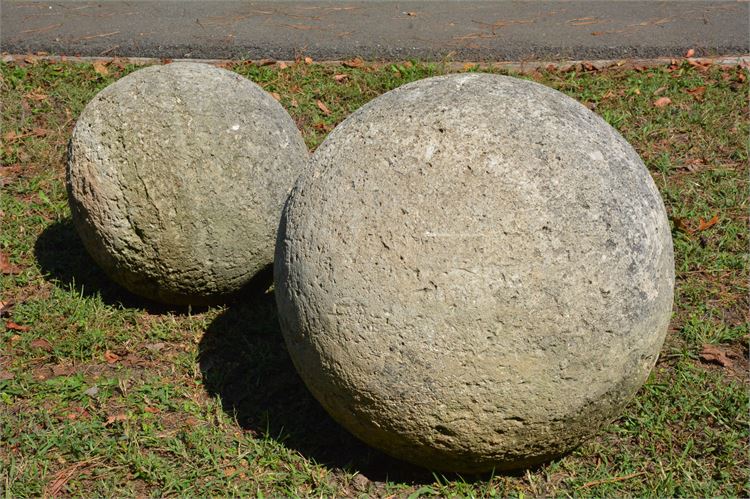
[1,58,748,497]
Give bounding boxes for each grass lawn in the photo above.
[1,57,748,497]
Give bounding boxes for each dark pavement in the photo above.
[1,1,748,61]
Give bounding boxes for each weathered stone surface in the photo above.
[274,73,674,472]
[68,62,308,305]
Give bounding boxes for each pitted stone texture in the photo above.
[67,62,308,305]
[275,73,674,472]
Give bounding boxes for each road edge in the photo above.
[3,54,749,73]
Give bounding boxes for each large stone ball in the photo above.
[67,62,308,305]
[274,73,674,472]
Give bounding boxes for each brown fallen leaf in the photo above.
[0,252,23,275]
[304,56,313,65]
[3,130,19,142]
[270,92,281,101]
[653,96,672,108]
[582,62,597,72]
[24,88,48,101]
[688,59,711,72]
[104,413,128,425]
[316,100,331,115]
[0,166,21,180]
[653,86,668,96]
[677,158,705,172]
[104,350,121,363]
[290,98,299,108]
[5,321,30,332]
[184,416,200,428]
[46,461,89,497]
[343,58,365,68]
[2,128,50,143]
[110,57,127,70]
[212,61,233,70]
[0,369,14,381]
[697,213,719,231]
[30,338,52,351]
[34,367,53,382]
[122,353,149,367]
[277,61,288,70]
[672,217,693,234]
[686,48,695,58]
[144,406,160,414]
[52,364,76,377]
[699,344,733,367]
[66,407,90,420]
[333,73,348,82]
[0,301,12,317]
[685,85,706,101]
[92,61,109,76]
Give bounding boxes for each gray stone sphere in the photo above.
[274,73,674,472]
[67,62,308,305]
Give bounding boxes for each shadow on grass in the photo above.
[34,218,215,314]
[36,220,526,484]
[198,289,484,484]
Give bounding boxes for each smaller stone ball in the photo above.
[274,73,675,472]
[67,62,308,305]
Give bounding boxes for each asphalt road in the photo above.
[1,1,748,61]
